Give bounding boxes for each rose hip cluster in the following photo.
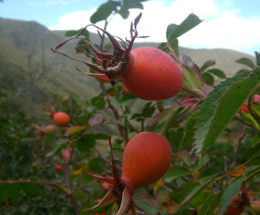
[73,132,172,215]
[52,13,183,101]
[51,13,185,215]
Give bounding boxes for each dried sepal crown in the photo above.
[51,13,148,86]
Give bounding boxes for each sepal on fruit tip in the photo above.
[116,187,133,215]
[77,189,117,214]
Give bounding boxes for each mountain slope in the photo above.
[0,24,97,112]
[0,18,257,113]
[53,30,255,78]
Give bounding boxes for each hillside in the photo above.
[53,30,255,78]
[0,18,101,92]
[0,18,257,113]
[0,19,100,112]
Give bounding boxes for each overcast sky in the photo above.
[0,0,260,55]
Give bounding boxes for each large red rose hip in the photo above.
[75,132,172,215]
[52,13,183,101]
[121,47,183,100]
[122,131,172,189]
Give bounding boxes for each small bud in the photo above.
[62,148,73,161]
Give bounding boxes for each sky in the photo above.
[0,0,260,55]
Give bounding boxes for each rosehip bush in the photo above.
[1,1,260,215]
[52,13,183,101]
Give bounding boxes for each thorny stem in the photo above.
[64,158,78,212]
[232,123,248,168]
[68,136,81,148]
[214,152,260,182]
[100,82,128,143]
[243,168,260,183]
[93,146,122,171]
[96,13,129,143]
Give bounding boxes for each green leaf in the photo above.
[117,8,129,19]
[134,199,166,215]
[65,29,82,37]
[194,68,260,155]
[244,143,260,165]
[182,180,212,205]
[200,60,215,72]
[66,126,88,137]
[219,177,243,215]
[179,111,198,150]
[198,191,224,215]
[122,108,130,116]
[72,190,86,200]
[88,157,106,173]
[76,133,109,152]
[193,155,210,172]
[164,166,191,182]
[65,28,89,38]
[175,150,192,167]
[190,190,212,207]
[91,96,106,110]
[147,105,180,132]
[122,0,145,9]
[236,57,255,69]
[118,0,146,19]
[240,111,260,130]
[170,182,199,205]
[111,143,124,151]
[181,54,206,95]
[157,42,168,52]
[243,165,260,178]
[90,1,121,24]
[0,183,11,203]
[142,102,156,118]
[202,72,214,86]
[7,183,20,203]
[168,14,203,42]
[197,167,222,181]
[166,24,178,40]
[76,135,96,151]
[110,96,120,107]
[45,140,67,157]
[207,69,226,79]
[91,133,110,140]
[21,181,41,197]
[197,193,215,215]
[120,93,137,106]
[147,105,195,133]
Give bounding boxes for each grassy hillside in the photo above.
[0,18,257,113]
[0,19,101,92]
[0,33,97,113]
[53,30,255,78]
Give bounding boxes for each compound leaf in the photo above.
[194,68,260,155]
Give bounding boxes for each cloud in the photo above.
[48,0,260,54]
[29,0,69,7]
[49,9,96,30]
